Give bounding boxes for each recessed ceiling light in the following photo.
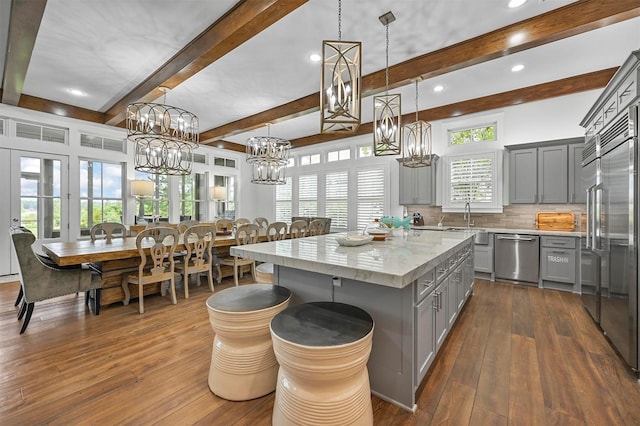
[433,84,445,93]
[309,53,321,62]
[508,0,527,8]
[511,64,525,72]
[67,88,85,96]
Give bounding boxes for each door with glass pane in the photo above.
[10,151,69,242]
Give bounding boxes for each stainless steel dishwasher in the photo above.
[494,234,540,283]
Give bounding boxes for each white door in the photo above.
[1,150,69,275]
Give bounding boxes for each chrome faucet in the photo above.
[463,202,473,228]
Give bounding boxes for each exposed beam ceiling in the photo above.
[103,0,308,126]
[199,0,640,145]
[1,0,47,105]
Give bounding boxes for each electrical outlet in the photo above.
[332,276,341,287]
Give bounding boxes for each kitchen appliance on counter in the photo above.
[494,234,540,284]
[413,212,424,226]
[580,49,639,373]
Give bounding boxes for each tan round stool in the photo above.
[255,262,274,283]
[270,302,374,425]
[206,284,291,401]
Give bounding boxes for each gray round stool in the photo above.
[206,284,291,401]
[270,302,374,425]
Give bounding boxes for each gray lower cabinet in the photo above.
[415,290,436,385]
[398,157,437,205]
[540,236,578,291]
[474,233,494,276]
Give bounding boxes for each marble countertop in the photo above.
[411,225,583,238]
[231,230,474,289]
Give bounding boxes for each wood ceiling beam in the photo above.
[104,0,308,126]
[289,67,617,148]
[199,0,640,144]
[1,0,47,106]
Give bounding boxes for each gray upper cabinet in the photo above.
[568,144,585,204]
[398,157,438,205]
[507,139,582,205]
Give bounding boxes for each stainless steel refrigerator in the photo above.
[582,103,639,372]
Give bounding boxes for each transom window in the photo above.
[16,121,66,143]
[358,145,373,158]
[300,154,320,166]
[213,157,236,168]
[448,123,496,145]
[80,133,125,152]
[327,148,350,162]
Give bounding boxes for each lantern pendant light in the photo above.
[402,79,433,167]
[373,11,401,156]
[246,124,291,185]
[321,0,362,134]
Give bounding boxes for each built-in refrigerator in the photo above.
[582,102,639,373]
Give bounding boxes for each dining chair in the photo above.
[255,221,288,284]
[289,220,309,239]
[175,224,217,298]
[234,218,251,231]
[90,222,127,242]
[308,219,326,236]
[178,219,200,233]
[215,219,234,233]
[219,223,259,287]
[122,227,179,314]
[10,227,102,333]
[254,217,269,228]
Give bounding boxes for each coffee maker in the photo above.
[413,212,424,226]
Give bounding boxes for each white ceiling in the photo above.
[2,0,640,149]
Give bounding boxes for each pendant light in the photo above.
[373,11,401,156]
[320,0,362,134]
[402,79,433,167]
[246,124,291,185]
[126,87,199,176]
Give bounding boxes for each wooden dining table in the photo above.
[41,230,263,307]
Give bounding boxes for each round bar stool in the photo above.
[270,302,374,426]
[255,262,273,283]
[206,284,291,401]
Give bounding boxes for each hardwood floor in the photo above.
[1,277,639,425]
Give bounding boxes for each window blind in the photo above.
[298,174,318,216]
[356,168,385,230]
[325,171,348,229]
[449,156,493,203]
[275,177,292,222]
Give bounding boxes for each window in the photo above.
[179,173,206,221]
[16,122,66,143]
[443,151,502,213]
[285,158,295,167]
[327,148,350,162]
[300,154,320,166]
[448,123,496,145]
[135,171,169,218]
[298,174,317,216]
[275,177,292,223]
[325,171,348,230]
[79,160,124,234]
[213,157,236,168]
[80,133,125,152]
[358,145,373,158]
[191,153,207,164]
[356,168,385,230]
[212,175,236,219]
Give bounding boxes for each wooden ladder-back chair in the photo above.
[219,223,259,286]
[10,227,102,334]
[289,220,309,239]
[90,222,127,242]
[175,224,217,298]
[122,227,179,314]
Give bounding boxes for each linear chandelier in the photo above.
[402,79,433,167]
[246,125,291,185]
[320,0,361,134]
[126,87,199,175]
[373,11,401,156]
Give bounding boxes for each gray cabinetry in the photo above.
[568,144,585,204]
[398,157,437,205]
[507,139,583,205]
[474,232,494,278]
[415,285,436,385]
[540,236,578,292]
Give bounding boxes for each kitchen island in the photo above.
[231,229,475,411]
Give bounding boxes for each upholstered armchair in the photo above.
[10,228,102,334]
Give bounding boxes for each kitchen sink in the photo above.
[444,227,489,244]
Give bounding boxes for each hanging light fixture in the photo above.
[246,124,291,185]
[320,0,361,134]
[373,11,401,156]
[402,79,433,167]
[126,87,199,176]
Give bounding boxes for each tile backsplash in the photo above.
[409,204,586,230]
